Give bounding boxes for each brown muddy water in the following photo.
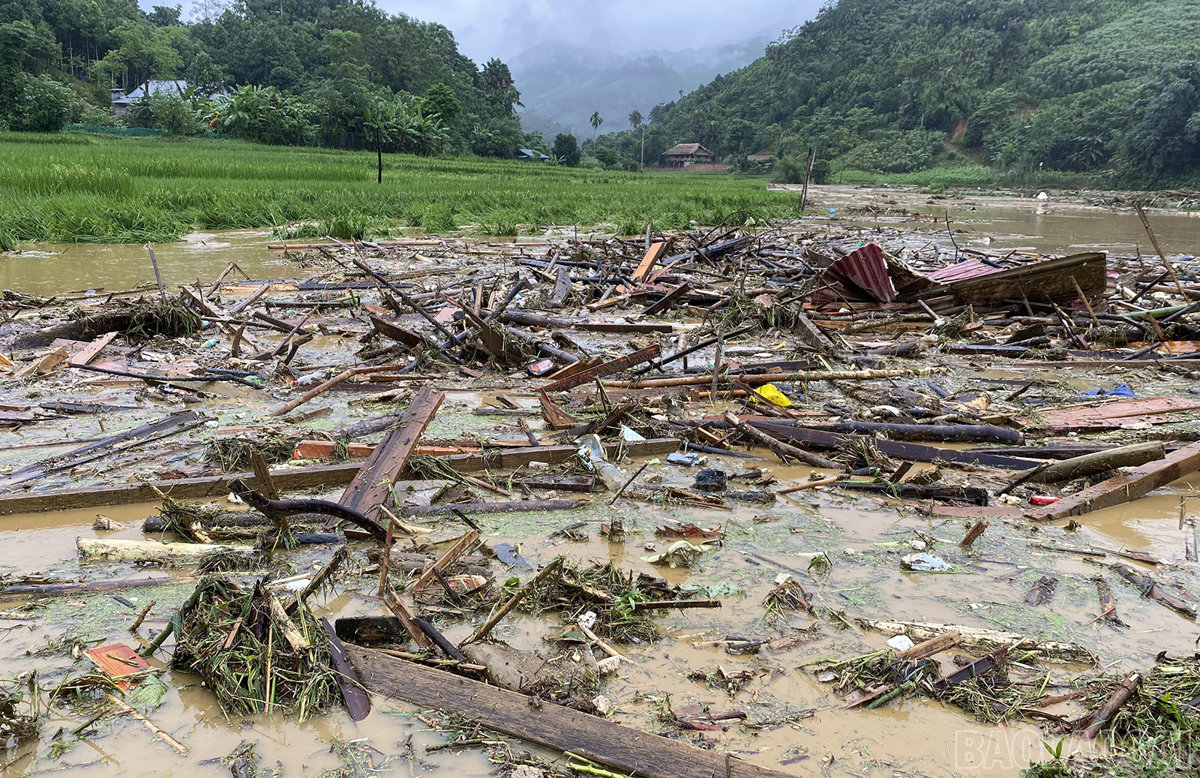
[4,186,1199,298]
[3,193,1200,777]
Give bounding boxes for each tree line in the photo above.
[0,0,547,159]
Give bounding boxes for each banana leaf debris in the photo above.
[2,211,1200,775]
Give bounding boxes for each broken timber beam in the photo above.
[339,386,445,520]
[1026,440,1200,521]
[543,344,661,393]
[345,645,792,778]
[0,438,681,515]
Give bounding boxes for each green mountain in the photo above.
[626,0,1200,184]
[511,39,768,138]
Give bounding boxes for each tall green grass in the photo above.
[0,134,798,244]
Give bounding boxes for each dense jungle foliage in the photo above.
[0,0,536,157]
[598,0,1200,186]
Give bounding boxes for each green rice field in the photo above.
[0,133,796,248]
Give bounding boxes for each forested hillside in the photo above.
[604,0,1200,185]
[0,0,533,156]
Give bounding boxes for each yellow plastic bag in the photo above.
[752,383,792,407]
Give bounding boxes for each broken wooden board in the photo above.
[630,241,667,283]
[927,252,1107,305]
[543,344,661,393]
[85,643,151,692]
[339,386,444,520]
[0,439,680,515]
[368,315,425,348]
[0,410,207,491]
[1028,397,1200,432]
[346,645,792,778]
[1027,440,1200,522]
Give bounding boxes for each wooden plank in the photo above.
[543,344,661,393]
[642,282,692,315]
[630,241,666,283]
[339,387,444,519]
[1027,440,1200,521]
[346,645,792,778]
[410,531,479,592]
[0,438,680,516]
[1032,397,1200,431]
[68,331,119,367]
[369,315,424,348]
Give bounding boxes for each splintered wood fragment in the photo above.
[793,310,839,354]
[1027,440,1200,521]
[462,557,562,646]
[959,520,988,549]
[369,314,425,348]
[1024,575,1057,606]
[383,590,433,649]
[933,651,1003,691]
[631,241,667,283]
[262,587,311,651]
[538,389,579,429]
[247,446,281,501]
[1080,672,1141,739]
[339,386,444,520]
[271,368,355,417]
[550,267,571,307]
[319,617,371,722]
[68,331,118,367]
[1109,562,1197,619]
[893,630,959,661]
[106,692,188,754]
[13,347,69,380]
[863,620,1096,665]
[410,531,480,593]
[346,644,792,778]
[543,344,661,392]
[643,281,692,315]
[1092,576,1124,625]
[724,411,836,468]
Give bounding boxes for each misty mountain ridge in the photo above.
[511,37,769,137]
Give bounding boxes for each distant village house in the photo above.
[661,143,714,167]
[515,148,550,161]
[110,80,188,116]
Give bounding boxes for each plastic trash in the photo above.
[667,451,702,467]
[1081,383,1134,397]
[900,553,952,572]
[694,468,727,492]
[578,434,626,491]
[753,383,793,407]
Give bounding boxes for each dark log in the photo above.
[820,421,1021,445]
[319,617,371,722]
[1080,673,1141,739]
[747,421,1038,470]
[1026,442,1165,483]
[230,479,386,543]
[1028,441,1200,521]
[346,644,792,778]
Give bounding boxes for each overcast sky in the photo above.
[384,1,821,61]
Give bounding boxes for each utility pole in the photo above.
[639,125,645,173]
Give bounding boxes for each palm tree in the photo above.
[628,111,644,172]
[589,111,603,147]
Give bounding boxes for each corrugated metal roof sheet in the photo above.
[822,243,897,303]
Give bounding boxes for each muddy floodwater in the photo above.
[4,186,1199,297]
[2,187,1200,778]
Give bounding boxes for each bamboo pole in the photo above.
[604,367,928,389]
